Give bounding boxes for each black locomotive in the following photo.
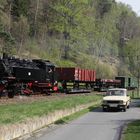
[0,54,55,98]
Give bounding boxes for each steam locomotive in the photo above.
[0,54,55,98]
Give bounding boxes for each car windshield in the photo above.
[106,90,125,96]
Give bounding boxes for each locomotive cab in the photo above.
[32,59,56,93]
[32,59,55,83]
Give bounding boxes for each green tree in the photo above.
[11,15,29,55]
[0,0,15,54]
[11,0,31,18]
[125,38,140,77]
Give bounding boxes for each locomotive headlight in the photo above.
[28,72,31,76]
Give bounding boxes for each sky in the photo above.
[116,0,140,16]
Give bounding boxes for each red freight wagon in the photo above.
[55,67,96,82]
[78,69,82,81]
[81,69,85,81]
[85,69,88,81]
[55,67,96,93]
[55,67,80,81]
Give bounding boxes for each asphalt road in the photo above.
[27,99,140,140]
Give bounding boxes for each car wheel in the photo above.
[103,108,107,112]
[123,106,126,112]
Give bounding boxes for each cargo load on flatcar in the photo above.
[94,79,121,91]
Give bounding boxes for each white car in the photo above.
[102,88,131,112]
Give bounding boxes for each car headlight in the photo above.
[119,100,125,104]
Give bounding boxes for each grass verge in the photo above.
[122,120,140,140]
[0,94,102,125]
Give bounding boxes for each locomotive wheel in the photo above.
[8,92,14,98]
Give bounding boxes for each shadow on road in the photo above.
[89,107,120,113]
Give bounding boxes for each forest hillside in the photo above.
[0,0,140,78]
